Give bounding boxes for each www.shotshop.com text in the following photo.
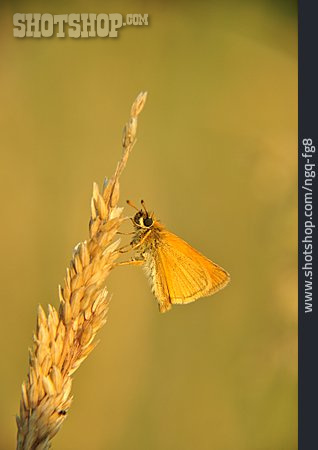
[301,138,316,313]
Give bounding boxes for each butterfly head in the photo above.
[127,200,154,229]
[133,211,154,228]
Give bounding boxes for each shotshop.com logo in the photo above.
[13,13,149,38]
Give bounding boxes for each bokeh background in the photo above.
[0,1,297,449]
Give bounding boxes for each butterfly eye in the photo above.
[144,217,153,227]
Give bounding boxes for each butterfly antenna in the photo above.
[126,200,139,211]
[141,200,148,214]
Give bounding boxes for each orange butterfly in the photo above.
[119,201,230,313]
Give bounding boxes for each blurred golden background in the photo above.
[0,1,297,449]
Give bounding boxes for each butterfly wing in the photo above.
[149,230,230,312]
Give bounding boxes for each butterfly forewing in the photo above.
[152,230,230,307]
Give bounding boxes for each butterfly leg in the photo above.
[118,229,152,253]
[118,244,134,253]
[116,259,144,267]
[116,231,135,235]
[116,218,135,235]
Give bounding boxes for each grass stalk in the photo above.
[16,92,147,450]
